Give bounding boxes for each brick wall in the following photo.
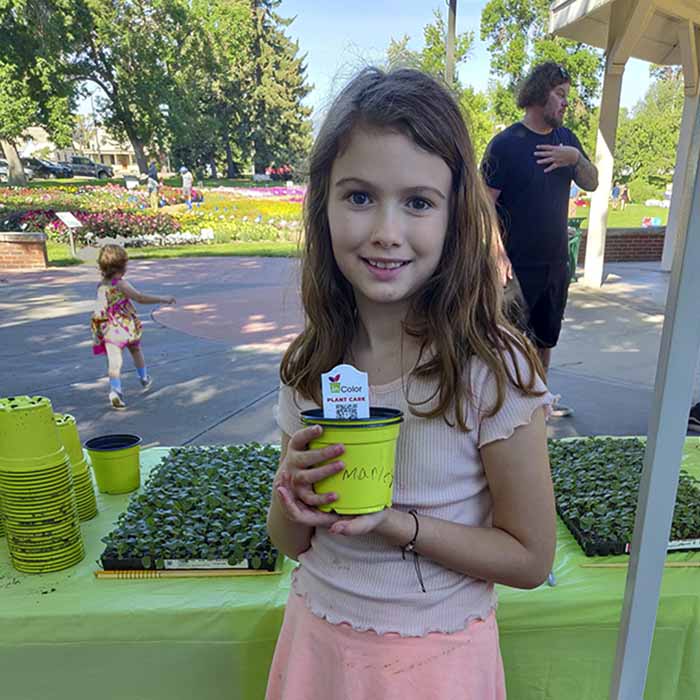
[0,232,48,270]
[576,227,665,264]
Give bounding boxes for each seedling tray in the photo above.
[99,444,281,573]
[550,437,700,557]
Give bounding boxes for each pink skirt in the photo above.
[265,592,507,700]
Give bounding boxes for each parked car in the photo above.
[21,157,73,179]
[59,155,113,179]
[0,158,34,182]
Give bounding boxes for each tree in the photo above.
[386,9,473,78]
[386,9,493,158]
[0,0,77,183]
[69,0,201,174]
[155,0,256,179]
[246,0,312,175]
[480,0,603,137]
[0,62,36,185]
[615,74,683,195]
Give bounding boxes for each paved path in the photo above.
[0,258,680,447]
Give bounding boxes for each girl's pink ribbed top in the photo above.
[275,349,553,637]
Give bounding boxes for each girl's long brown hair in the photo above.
[281,67,544,430]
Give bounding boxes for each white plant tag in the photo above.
[321,364,370,419]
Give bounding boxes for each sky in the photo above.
[278,0,653,118]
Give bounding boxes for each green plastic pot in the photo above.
[85,434,141,494]
[301,408,403,514]
[0,396,65,471]
[54,413,84,467]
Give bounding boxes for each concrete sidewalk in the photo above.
[0,258,678,446]
[547,261,669,437]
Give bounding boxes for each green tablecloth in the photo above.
[1,442,700,700]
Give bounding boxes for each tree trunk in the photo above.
[207,154,218,179]
[121,124,148,174]
[224,140,238,178]
[130,138,148,174]
[253,138,267,175]
[1,140,27,186]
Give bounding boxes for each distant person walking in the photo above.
[180,166,193,210]
[620,184,630,211]
[611,183,621,210]
[482,61,599,417]
[147,162,160,209]
[91,245,175,409]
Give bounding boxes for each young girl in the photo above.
[265,67,557,700]
[91,244,175,409]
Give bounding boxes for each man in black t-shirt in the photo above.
[482,62,598,416]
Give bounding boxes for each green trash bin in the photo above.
[568,228,582,283]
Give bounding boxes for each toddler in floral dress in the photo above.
[91,245,175,409]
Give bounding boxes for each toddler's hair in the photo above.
[98,244,128,279]
[282,66,544,430]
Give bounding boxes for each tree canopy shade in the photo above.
[480,0,603,139]
[0,0,312,176]
[615,74,683,197]
[0,0,77,183]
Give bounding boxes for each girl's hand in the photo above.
[163,296,176,305]
[328,509,391,537]
[274,425,345,528]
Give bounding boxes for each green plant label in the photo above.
[321,364,369,419]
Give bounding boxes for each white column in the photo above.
[662,93,700,271]
[609,89,700,700]
[582,61,624,288]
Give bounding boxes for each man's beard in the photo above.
[544,111,563,128]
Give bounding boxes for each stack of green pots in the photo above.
[54,414,98,521]
[0,396,84,574]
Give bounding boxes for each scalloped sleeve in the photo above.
[474,348,555,449]
[275,381,317,438]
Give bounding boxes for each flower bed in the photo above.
[4,208,182,244]
[0,184,199,212]
[172,192,303,242]
[100,443,281,571]
[1,184,303,247]
[550,437,700,556]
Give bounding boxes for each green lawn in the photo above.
[47,240,299,266]
[161,176,290,189]
[573,203,668,229]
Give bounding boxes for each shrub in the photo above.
[625,178,663,205]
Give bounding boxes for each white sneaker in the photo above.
[109,390,126,409]
[551,395,573,418]
[140,375,153,391]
